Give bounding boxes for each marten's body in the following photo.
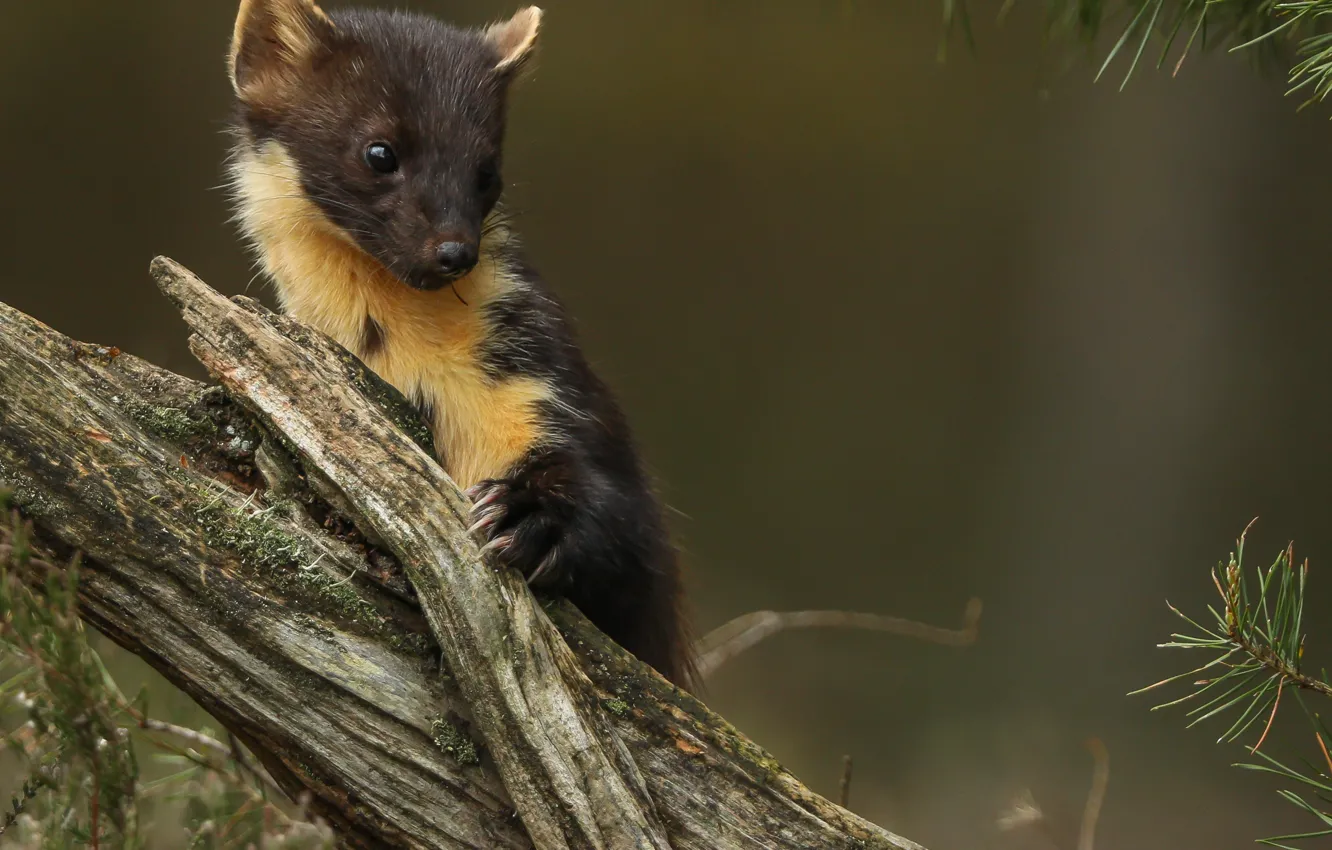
[227,0,694,688]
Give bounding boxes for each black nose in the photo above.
[435,241,478,276]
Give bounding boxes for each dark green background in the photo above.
[3,1,1332,847]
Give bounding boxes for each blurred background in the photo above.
[4,0,1332,847]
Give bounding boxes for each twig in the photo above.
[1078,738,1109,850]
[1229,605,1332,698]
[138,725,288,802]
[838,755,853,809]
[135,714,286,799]
[145,733,293,818]
[137,717,231,758]
[1211,537,1332,698]
[228,732,246,785]
[0,775,45,836]
[228,731,275,801]
[693,597,982,678]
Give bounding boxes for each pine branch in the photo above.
[1136,522,1332,846]
[942,0,1332,107]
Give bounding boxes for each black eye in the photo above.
[477,162,500,193]
[364,142,398,174]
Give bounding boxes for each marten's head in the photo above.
[228,0,540,291]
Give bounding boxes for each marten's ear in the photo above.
[229,0,335,95]
[484,6,542,76]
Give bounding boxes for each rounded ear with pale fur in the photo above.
[229,0,335,95]
[484,7,543,76]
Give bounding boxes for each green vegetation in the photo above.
[942,0,1332,106]
[430,718,480,767]
[121,400,217,444]
[0,494,333,849]
[1138,525,1332,847]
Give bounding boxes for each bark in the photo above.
[0,258,927,850]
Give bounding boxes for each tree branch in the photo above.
[154,257,669,850]
[0,258,932,850]
[694,598,982,679]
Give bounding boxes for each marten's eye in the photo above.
[364,142,399,174]
[477,161,500,194]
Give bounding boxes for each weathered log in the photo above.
[158,257,671,850]
[0,259,926,850]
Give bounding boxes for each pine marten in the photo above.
[226,0,695,689]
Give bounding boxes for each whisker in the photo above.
[227,166,303,183]
[233,201,380,239]
[239,190,370,219]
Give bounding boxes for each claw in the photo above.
[464,482,490,501]
[525,545,560,587]
[469,488,504,512]
[468,510,502,536]
[468,499,506,534]
[480,533,513,559]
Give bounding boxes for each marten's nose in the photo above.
[435,241,478,277]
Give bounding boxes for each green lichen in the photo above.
[194,492,382,628]
[713,715,784,778]
[431,718,480,766]
[195,496,305,572]
[602,698,630,717]
[122,399,217,442]
[190,485,435,655]
[265,496,300,518]
[0,464,54,519]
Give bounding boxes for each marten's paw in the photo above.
[465,478,573,590]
